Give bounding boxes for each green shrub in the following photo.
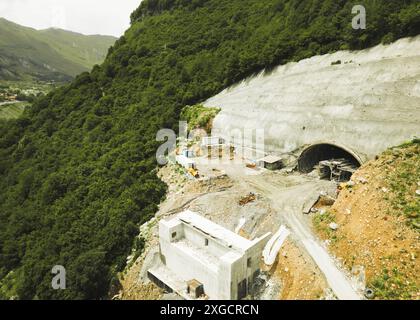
[180,104,220,133]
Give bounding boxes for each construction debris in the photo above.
[246,161,257,169]
[235,217,247,234]
[239,193,256,206]
[262,225,290,266]
[318,158,357,182]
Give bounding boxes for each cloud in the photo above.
[0,0,141,36]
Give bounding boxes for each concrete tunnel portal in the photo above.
[297,143,363,181]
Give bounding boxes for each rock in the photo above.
[381,187,389,193]
[358,177,368,184]
[345,208,351,215]
[323,288,337,300]
[329,222,339,230]
[319,195,335,206]
[347,181,355,187]
[319,209,326,215]
[416,190,420,196]
[351,265,366,291]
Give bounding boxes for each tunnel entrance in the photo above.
[298,143,362,181]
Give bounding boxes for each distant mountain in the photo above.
[0,18,117,81]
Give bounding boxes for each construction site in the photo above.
[117,36,420,301]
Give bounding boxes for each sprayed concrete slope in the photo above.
[204,36,420,162]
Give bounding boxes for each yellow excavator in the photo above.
[188,167,199,178]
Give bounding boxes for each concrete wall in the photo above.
[183,224,229,258]
[161,241,220,297]
[158,216,267,299]
[160,221,220,298]
[204,37,420,162]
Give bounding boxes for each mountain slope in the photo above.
[0,18,116,81]
[0,0,419,300]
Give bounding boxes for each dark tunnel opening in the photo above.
[298,144,362,181]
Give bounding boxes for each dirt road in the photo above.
[244,174,362,300]
[197,158,363,300]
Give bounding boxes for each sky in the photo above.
[0,0,142,37]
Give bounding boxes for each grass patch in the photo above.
[383,140,420,230]
[369,267,418,300]
[312,211,341,244]
[0,102,28,119]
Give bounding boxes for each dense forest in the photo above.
[0,0,419,299]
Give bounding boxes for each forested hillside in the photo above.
[0,0,419,299]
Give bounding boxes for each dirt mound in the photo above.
[313,141,419,299]
[274,240,328,300]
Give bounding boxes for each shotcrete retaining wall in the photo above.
[204,36,420,166]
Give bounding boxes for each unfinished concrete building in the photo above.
[148,210,270,300]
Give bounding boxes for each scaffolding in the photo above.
[318,158,357,182]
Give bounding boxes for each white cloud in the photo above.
[0,0,142,36]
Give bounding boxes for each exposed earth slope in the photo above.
[313,140,419,299]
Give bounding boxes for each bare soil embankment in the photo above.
[313,141,419,300]
[118,162,331,300]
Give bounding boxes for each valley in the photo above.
[0,18,116,82]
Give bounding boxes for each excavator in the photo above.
[188,167,199,178]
